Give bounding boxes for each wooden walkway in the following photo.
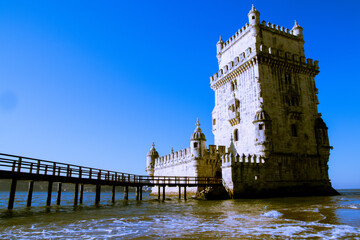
[0,153,222,209]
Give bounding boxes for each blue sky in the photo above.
[0,0,359,189]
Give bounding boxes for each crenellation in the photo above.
[221,152,266,166]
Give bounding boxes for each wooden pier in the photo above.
[0,153,222,209]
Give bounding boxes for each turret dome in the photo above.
[190,118,206,141]
[147,142,159,157]
[248,4,259,15]
[253,105,271,123]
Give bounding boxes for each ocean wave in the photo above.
[261,210,283,218]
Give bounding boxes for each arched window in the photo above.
[234,129,239,141]
[291,124,297,137]
[213,118,216,125]
[193,142,198,148]
[231,82,235,91]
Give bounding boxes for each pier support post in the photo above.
[124,186,128,200]
[95,184,101,205]
[8,179,17,210]
[184,186,187,200]
[158,186,160,200]
[46,181,53,206]
[178,186,181,199]
[26,181,34,207]
[74,183,79,206]
[79,184,84,204]
[162,186,165,201]
[140,186,142,200]
[57,183,62,205]
[136,186,139,200]
[112,185,115,203]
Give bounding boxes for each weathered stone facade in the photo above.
[146,5,338,198]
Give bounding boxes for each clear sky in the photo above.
[0,0,359,189]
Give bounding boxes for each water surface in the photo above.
[0,189,359,239]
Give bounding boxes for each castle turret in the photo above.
[253,104,272,158]
[291,20,303,38]
[190,118,207,158]
[146,142,159,176]
[315,116,332,154]
[216,36,224,64]
[248,4,260,26]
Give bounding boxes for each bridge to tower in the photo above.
[0,153,222,209]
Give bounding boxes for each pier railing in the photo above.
[0,153,221,185]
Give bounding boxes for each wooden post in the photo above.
[74,183,79,206]
[112,185,115,203]
[8,179,17,210]
[158,185,160,200]
[162,186,165,201]
[26,181,34,207]
[46,181,53,206]
[139,186,142,200]
[178,186,181,199]
[136,186,139,200]
[79,184,84,204]
[124,186,128,200]
[95,184,101,205]
[184,186,187,200]
[57,183,62,205]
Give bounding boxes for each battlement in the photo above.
[154,147,191,168]
[221,23,251,52]
[210,47,254,83]
[154,145,226,169]
[260,20,300,38]
[219,20,302,56]
[221,153,266,167]
[210,45,319,85]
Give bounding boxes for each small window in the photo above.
[254,175,258,180]
[234,129,239,142]
[193,142,198,148]
[259,124,264,130]
[291,124,298,137]
[252,16,255,20]
[285,74,291,84]
[213,118,216,125]
[231,82,235,91]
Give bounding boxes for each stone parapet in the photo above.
[154,147,191,169]
[154,145,226,169]
[260,20,301,39]
[221,153,266,167]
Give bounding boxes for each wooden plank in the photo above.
[124,186,128,200]
[184,186,187,200]
[26,181,34,207]
[79,184,84,204]
[112,185,115,203]
[74,183,79,206]
[8,179,17,210]
[95,184,101,205]
[56,182,62,205]
[46,181,53,206]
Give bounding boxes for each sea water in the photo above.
[0,189,359,239]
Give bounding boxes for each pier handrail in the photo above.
[0,153,222,185]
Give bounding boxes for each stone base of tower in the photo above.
[221,153,339,199]
[230,181,339,199]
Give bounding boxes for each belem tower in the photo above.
[146,5,338,198]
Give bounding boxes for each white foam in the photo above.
[261,210,283,218]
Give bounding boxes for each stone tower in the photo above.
[210,5,337,197]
